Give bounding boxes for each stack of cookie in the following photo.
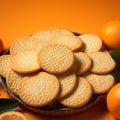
[0,29,116,108]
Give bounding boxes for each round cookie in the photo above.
[10,35,42,55]
[52,28,73,35]
[6,70,24,95]
[30,29,73,48]
[79,34,102,53]
[18,72,60,107]
[89,51,116,74]
[0,55,11,78]
[31,30,56,47]
[10,50,41,74]
[56,71,77,99]
[38,44,74,74]
[51,34,83,51]
[83,73,115,94]
[72,52,92,75]
[59,77,92,108]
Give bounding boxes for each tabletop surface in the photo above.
[0,0,120,119]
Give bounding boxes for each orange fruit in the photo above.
[0,84,11,98]
[107,83,120,119]
[2,38,14,51]
[100,20,120,50]
[0,111,27,120]
[0,39,4,54]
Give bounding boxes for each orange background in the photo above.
[0,0,120,49]
[0,0,120,119]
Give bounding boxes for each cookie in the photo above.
[10,50,41,74]
[51,34,83,51]
[10,35,42,55]
[6,70,24,95]
[56,71,77,99]
[0,55,11,78]
[72,52,92,75]
[89,51,116,74]
[79,34,102,53]
[18,72,60,107]
[59,77,92,108]
[83,73,115,94]
[31,30,56,47]
[52,28,73,35]
[38,44,74,74]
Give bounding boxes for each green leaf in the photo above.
[110,50,120,66]
[0,98,20,114]
[111,71,120,79]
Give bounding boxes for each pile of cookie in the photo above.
[0,29,116,108]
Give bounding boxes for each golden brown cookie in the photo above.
[0,55,11,78]
[51,34,83,51]
[38,44,74,74]
[83,73,115,94]
[31,30,56,47]
[79,34,102,53]
[56,71,77,99]
[6,70,24,95]
[52,28,73,36]
[59,77,92,108]
[18,72,60,107]
[72,52,92,75]
[10,50,41,74]
[10,35,42,55]
[89,51,116,74]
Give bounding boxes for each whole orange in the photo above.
[0,84,11,98]
[107,83,120,119]
[100,20,120,50]
[0,39,4,54]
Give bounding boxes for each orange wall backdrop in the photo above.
[0,0,120,49]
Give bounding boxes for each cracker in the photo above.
[51,34,83,51]
[89,51,116,74]
[0,55,11,78]
[6,70,24,95]
[10,36,42,55]
[10,50,41,74]
[18,72,60,107]
[59,77,92,108]
[56,71,77,99]
[79,34,102,53]
[83,73,115,94]
[72,52,92,75]
[38,44,74,74]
